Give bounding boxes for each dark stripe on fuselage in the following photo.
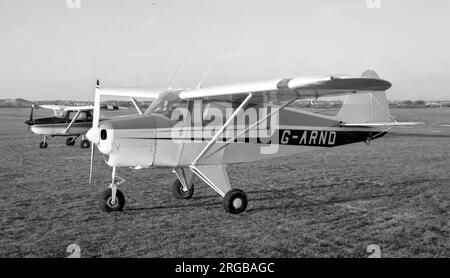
[120,130,386,147]
[31,122,93,128]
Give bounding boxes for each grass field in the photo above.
[0,108,449,257]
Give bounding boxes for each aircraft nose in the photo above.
[86,127,99,144]
[24,120,33,126]
[91,121,115,155]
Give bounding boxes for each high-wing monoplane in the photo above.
[86,70,417,214]
[25,104,118,148]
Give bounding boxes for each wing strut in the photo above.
[63,110,80,134]
[202,95,299,160]
[130,97,143,115]
[192,93,253,165]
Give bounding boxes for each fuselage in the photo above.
[25,110,93,137]
[27,118,92,136]
[95,108,386,168]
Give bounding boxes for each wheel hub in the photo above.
[106,197,119,208]
[232,198,243,209]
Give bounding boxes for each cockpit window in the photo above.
[144,91,186,121]
[65,111,93,122]
[77,112,87,121]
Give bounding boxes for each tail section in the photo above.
[336,70,393,124]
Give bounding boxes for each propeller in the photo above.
[87,79,101,188]
[29,104,35,123]
[24,104,35,127]
[89,141,95,188]
[24,104,37,139]
[86,120,100,188]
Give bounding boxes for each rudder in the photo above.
[336,70,392,123]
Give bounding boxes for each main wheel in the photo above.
[39,141,48,149]
[80,139,90,149]
[172,179,194,199]
[99,188,125,212]
[223,189,248,214]
[66,137,76,146]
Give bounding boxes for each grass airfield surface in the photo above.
[0,108,449,258]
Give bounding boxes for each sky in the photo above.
[0,0,449,101]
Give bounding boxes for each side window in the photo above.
[86,111,93,122]
[65,111,72,123]
[77,112,87,121]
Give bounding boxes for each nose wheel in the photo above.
[98,167,126,212]
[99,188,125,212]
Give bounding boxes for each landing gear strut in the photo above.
[172,168,195,199]
[100,188,125,212]
[172,179,194,199]
[99,167,126,212]
[188,165,249,214]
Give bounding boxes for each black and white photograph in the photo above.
[0,0,449,263]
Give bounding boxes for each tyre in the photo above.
[66,137,75,146]
[99,188,125,212]
[172,179,194,199]
[223,189,248,214]
[80,139,90,149]
[39,141,48,149]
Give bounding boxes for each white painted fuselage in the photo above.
[96,111,386,169]
[30,123,91,137]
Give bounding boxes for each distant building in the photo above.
[425,102,441,108]
[389,102,401,108]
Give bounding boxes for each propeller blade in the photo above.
[88,79,101,188]
[29,104,35,123]
[89,142,95,188]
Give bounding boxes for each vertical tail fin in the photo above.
[336,70,393,123]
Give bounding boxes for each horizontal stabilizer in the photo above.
[340,122,423,127]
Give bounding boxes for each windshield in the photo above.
[144,91,184,119]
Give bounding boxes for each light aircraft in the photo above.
[86,70,417,214]
[24,104,119,149]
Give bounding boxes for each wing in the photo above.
[178,75,392,104]
[62,106,94,111]
[96,88,162,99]
[39,105,93,111]
[39,105,64,111]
